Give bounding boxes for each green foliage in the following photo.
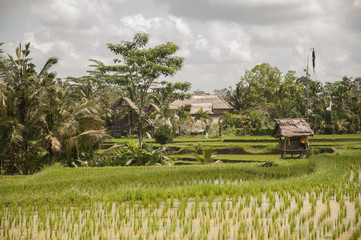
[224,63,361,135]
[154,124,174,144]
[221,112,272,136]
[66,63,123,128]
[194,107,212,127]
[113,142,169,166]
[193,147,216,164]
[0,42,58,174]
[151,81,191,106]
[150,81,192,134]
[42,163,63,171]
[193,143,203,153]
[221,112,248,129]
[96,33,184,147]
[249,126,273,136]
[0,43,109,174]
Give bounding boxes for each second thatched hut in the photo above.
[272,118,314,159]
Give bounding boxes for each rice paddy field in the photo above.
[1,134,361,239]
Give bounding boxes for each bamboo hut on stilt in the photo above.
[272,118,314,159]
[110,97,139,137]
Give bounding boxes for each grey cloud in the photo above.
[155,0,316,25]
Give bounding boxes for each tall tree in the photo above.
[241,63,282,112]
[42,80,109,166]
[0,43,109,174]
[268,70,304,120]
[0,43,58,173]
[97,33,184,147]
[226,82,247,111]
[151,80,191,107]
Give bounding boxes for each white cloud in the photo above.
[120,14,163,33]
[194,34,209,51]
[169,15,192,37]
[31,0,80,27]
[204,22,252,62]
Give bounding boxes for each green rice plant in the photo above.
[308,220,314,234]
[2,148,361,239]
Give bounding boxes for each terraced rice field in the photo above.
[1,135,361,239]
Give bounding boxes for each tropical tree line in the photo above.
[220,63,361,135]
[1,36,360,174]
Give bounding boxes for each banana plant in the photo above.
[193,147,216,164]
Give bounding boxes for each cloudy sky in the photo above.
[1,0,361,92]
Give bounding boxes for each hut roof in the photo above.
[111,97,138,111]
[145,103,160,113]
[190,103,213,114]
[272,118,314,138]
[170,94,233,113]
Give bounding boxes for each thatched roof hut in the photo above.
[111,97,138,112]
[110,97,140,137]
[170,94,233,133]
[110,97,163,137]
[272,118,314,138]
[170,94,232,115]
[145,103,160,113]
[272,119,314,158]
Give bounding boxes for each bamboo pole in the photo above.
[331,108,336,149]
[305,52,310,122]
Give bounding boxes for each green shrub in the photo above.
[154,124,174,144]
[114,142,170,166]
[249,126,273,136]
[193,147,215,164]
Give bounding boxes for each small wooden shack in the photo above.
[110,97,139,137]
[272,118,314,159]
[110,98,162,137]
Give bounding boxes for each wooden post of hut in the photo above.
[271,118,314,159]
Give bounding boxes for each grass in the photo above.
[1,157,317,206]
[0,175,27,184]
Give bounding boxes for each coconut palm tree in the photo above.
[194,107,212,129]
[42,82,110,166]
[0,43,109,173]
[226,82,247,111]
[0,43,57,173]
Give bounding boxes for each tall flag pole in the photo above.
[305,48,315,123]
[312,48,316,74]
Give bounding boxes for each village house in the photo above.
[110,94,233,136]
[170,94,233,133]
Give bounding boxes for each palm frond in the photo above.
[66,130,110,150]
[38,57,58,78]
[102,144,123,154]
[46,135,62,154]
